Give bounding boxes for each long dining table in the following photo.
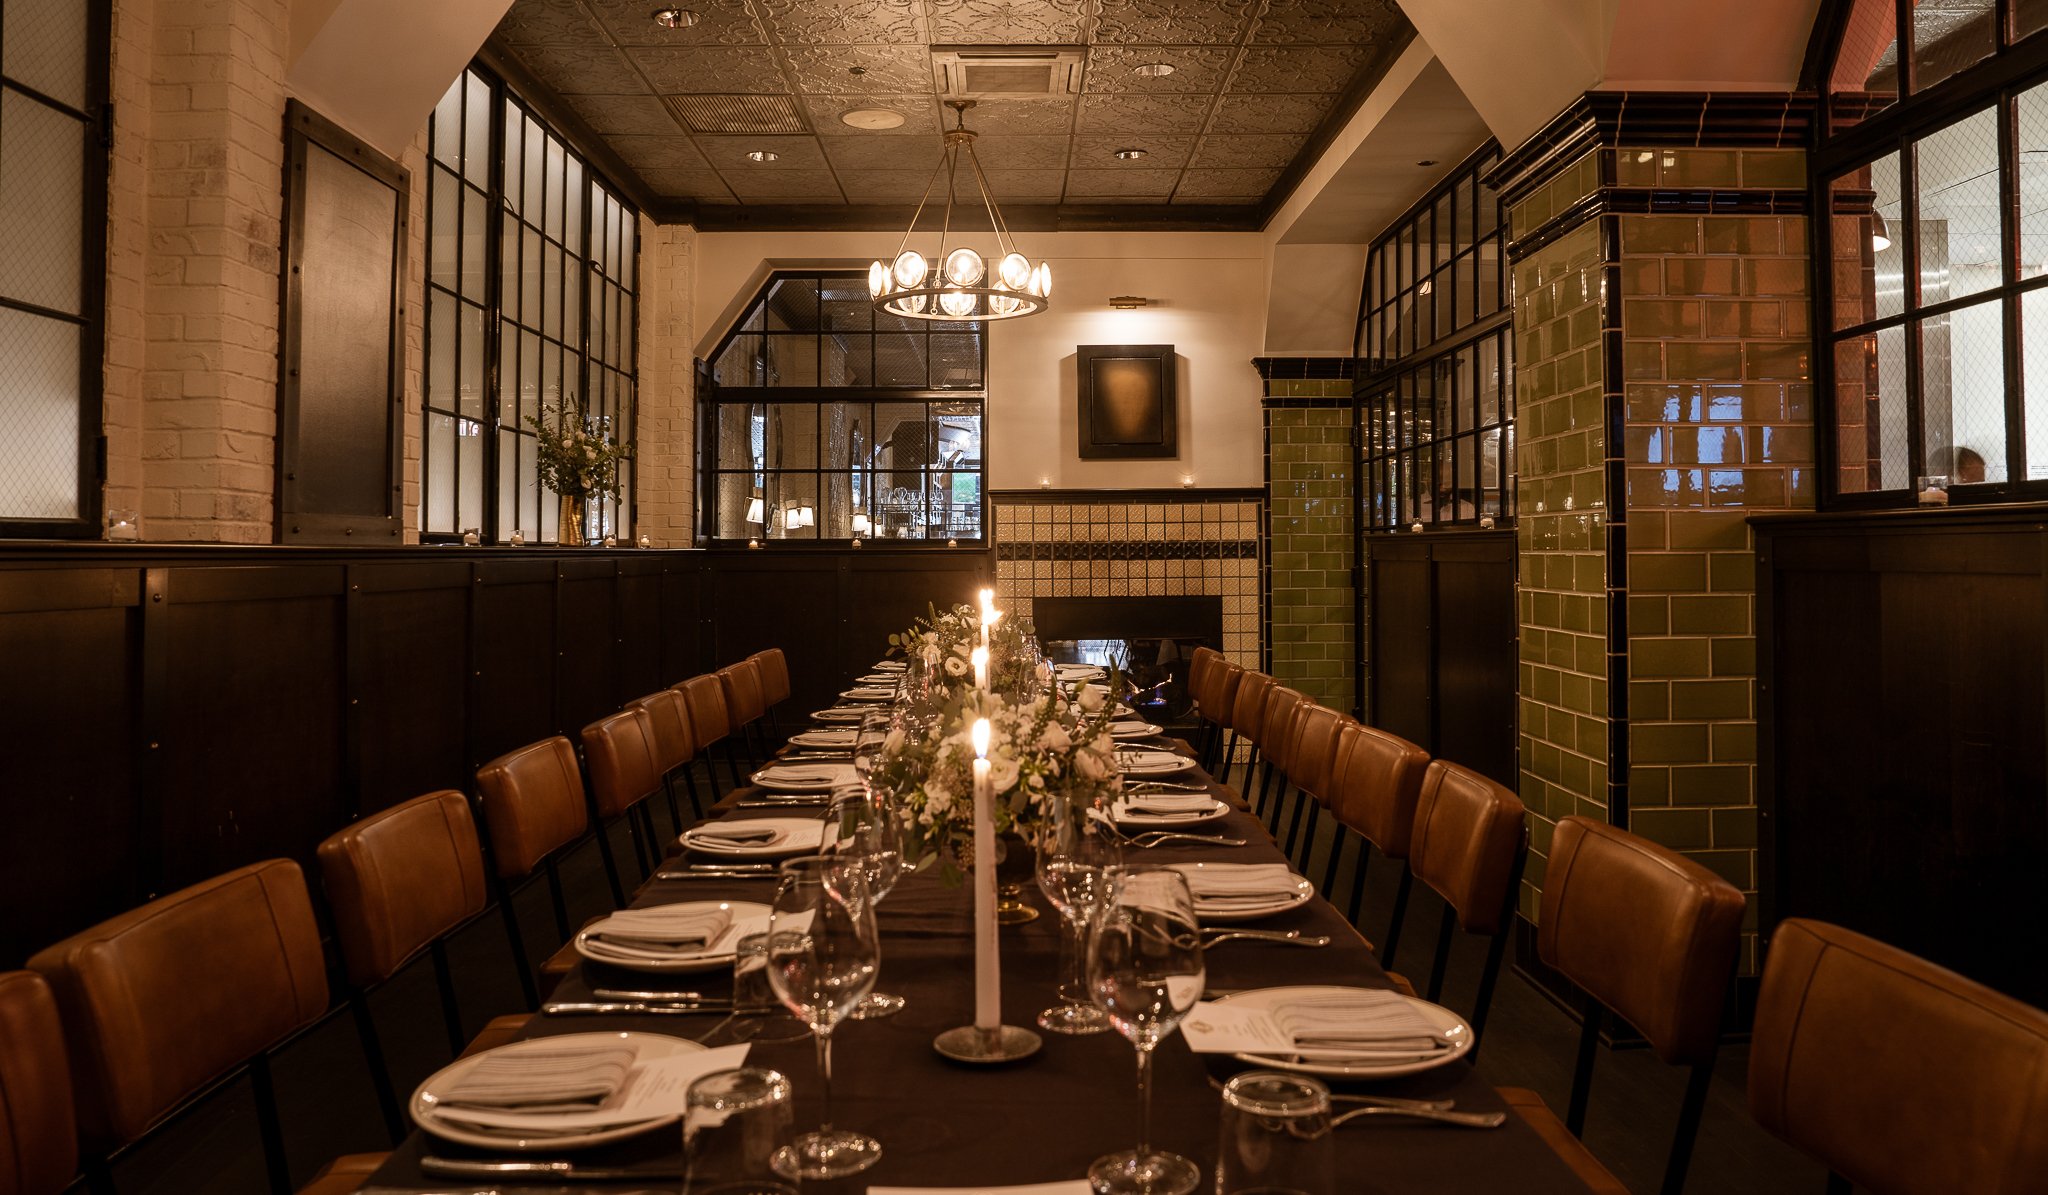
[363,675,1594,1194]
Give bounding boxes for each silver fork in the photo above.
[1130,831,1247,848]
[1200,929,1330,948]
[1332,1105,1505,1129]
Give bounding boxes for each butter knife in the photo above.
[420,1157,685,1182]
[543,1001,731,1015]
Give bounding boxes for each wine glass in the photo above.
[828,786,907,1019]
[764,855,882,1179]
[1035,799,1122,1034]
[1086,864,1206,1195]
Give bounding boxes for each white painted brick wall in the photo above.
[635,216,696,546]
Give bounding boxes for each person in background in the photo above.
[1952,446,1987,484]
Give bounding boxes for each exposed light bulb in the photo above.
[944,247,985,286]
[868,260,889,297]
[998,252,1032,290]
[892,250,927,289]
[939,288,975,317]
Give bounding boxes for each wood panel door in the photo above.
[1366,531,1517,784]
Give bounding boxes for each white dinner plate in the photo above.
[1111,796,1230,828]
[1109,721,1165,740]
[573,901,771,973]
[1174,861,1315,923]
[872,659,906,671]
[1209,986,1473,1079]
[410,1031,705,1150]
[811,707,868,724]
[680,817,826,859]
[1117,748,1197,777]
[749,762,857,792]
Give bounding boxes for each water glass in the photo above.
[765,854,882,1179]
[732,933,810,1042]
[684,1067,797,1194]
[1035,798,1121,1034]
[1215,1072,1333,1195]
[828,786,908,1019]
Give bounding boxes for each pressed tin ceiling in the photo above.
[485,0,1414,230]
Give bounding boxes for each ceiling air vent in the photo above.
[662,94,809,136]
[932,46,1085,98]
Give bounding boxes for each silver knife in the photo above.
[421,1156,686,1182]
[543,1001,731,1015]
[591,988,705,1002]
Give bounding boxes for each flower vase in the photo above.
[557,494,586,546]
[994,831,1039,925]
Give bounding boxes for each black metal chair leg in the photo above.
[592,819,628,907]
[544,858,573,937]
[497,883,540,1009]
[1660,1056,1717,1195]
[1283,787,1310,859]
[1256,760,1277,821]
[1825,1173,1853,1195]
[660,774,684,837]
[684,766,709,818]
[429,939,466,1057]
[348,993,406,1145]
[247,1052,293,1194]
[1565,1001,1604,1137]
[1299,803,1323,873]
[1383,865,1414,968]
[1469,924,1510,1052]
[723,739,746,788]
[1217,730,1239,786]
[83,1156,116,1195]
[632,803,659,878]
[1427,903,1456,1002]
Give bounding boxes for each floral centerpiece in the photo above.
[887,601,1043,711]
[868,682,1122,884]
[528,400,628,545]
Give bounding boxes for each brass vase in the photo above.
[557,494,586,546]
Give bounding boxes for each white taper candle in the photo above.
[971,717,999,1031]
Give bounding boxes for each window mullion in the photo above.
[1902,134,1926,490]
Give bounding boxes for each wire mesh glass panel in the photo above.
[0,306,78,519]
[874,333,929,387]
[763,402,818,471]
[715,334,762,386]
[765,334,819,386]
[931,332,982,387]
[0,88,84,315]
[2018,80,2048,280]
[1916,107,2002,305]
[1920,298,2007,483]
[426,412,455,533]
[3,0,87,110]
[1911,0,1994,93]
[1829,152,1905,328]
[717,402,760,472]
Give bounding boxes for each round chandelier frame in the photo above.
[869,100,1051,323]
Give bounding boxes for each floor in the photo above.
[113,758,1828,1194]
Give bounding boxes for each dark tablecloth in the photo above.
[367,758,1592,1194]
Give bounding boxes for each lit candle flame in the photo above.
[972,717,990,759]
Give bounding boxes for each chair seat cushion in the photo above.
[1496,1087,1629,1195]
[297,1152,389,1195]
[461,1014,531,1058]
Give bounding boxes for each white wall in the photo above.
[691,230,1270,489]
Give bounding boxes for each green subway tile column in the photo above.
[1264,388,1356,714]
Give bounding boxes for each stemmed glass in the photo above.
[828,785,908,1019]
[1035,799,1122,1034]
[1086,865,1206,1195]
[764,855,882,1179]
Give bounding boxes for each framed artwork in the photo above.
[1077,344,1177,459]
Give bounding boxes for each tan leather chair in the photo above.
[27,860,386,1194]
[1280,703,1345,867]
[582,706,670,894]
[1497,816,1745,1195]
[1387,762,1524,1048]
[718,658,770,768]
[626,687,703,822]
[475,736,599,1005]
[0,970,76,1195]
[316,791,527,1142]
[753,647,792,710]
[1204,661,1245,773]
[1250,685,1307,825]
[1323,723,1430,958]
[1186,647,1224,764]
[678,673,745,791]
[1749,918,2048,1195]
[1220,671,1276,791]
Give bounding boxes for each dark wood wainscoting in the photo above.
[1365,530,1518,784]
[1755,506,2048,1006]
[0,544,991,967]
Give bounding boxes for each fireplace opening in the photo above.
[1031,596,1224,730]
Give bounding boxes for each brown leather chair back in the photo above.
[0,970,76,1195]
[317,790,489,989]
[27,861,329,1153]
[1749,919,2048,1195]
[1327,724,1430,859]
[1408,762,1524,934]
[1229,672,1276,745]
[753,648,791,706]
[678,674,732,748]
[1538,816,1744,1067]
[1210,663,1245,730]
[1188,647,1221,718]
[581,707,665,819]
[718,660,767,726]
[626,688,697,773]
[1256,686,1308,768]
[1289,704,1346,802]
[474,736,590,881]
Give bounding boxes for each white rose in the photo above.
[1037,723,1072,753]
[926,781,953,817]
[991,757,1020,792]
[1077,685,1104,713]
[1074,749,1108,780]
[952,641,972,658]
[944,656,968,677]
[1091,733,1114,756]
[883,727,904,755]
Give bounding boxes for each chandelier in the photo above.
[869,100,1050,322]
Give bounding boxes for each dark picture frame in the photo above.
[1077,344,1177,459]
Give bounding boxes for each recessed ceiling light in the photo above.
[1113,147,1147,161]
[842,108,906,130]
[651,7,698,27]
[746,149,779,162]
[1133,62,1175,77]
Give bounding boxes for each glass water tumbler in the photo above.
[684,1066,797,1194]
[1215,1071,1333,1195]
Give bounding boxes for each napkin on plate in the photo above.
[585,905,734,957]
[1169,863,1301,907]
[760,763,856,784]
[791,729,857,747]
[440,1040,640,1111]
[1271,990,1456,1055]
[1122,793,1217,815]
[688,823,786,846]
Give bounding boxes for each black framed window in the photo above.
[424,66,638,543]
[0,0,108,538]
[1355,146,1514,532]
[1817,0,2048,504]
[704,271,987,544]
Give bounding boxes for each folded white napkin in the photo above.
[688,823,785,846]
[586,905,734,954]
[813,707,867,722]
[441,1041,639,1111]
[1170,864,1300,906]
[1122,793,1217,815]
[759,762,857,784]
[1117,750,1185,770]
[791,728,858,746]
[873,660,906,671]
[1272,990,1455,1055]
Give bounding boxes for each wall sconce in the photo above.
[1108,295,1149,310]
[797,504,815,528]
[783,506,803,531]
[746,496,764,524]
[852,512,872,536]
